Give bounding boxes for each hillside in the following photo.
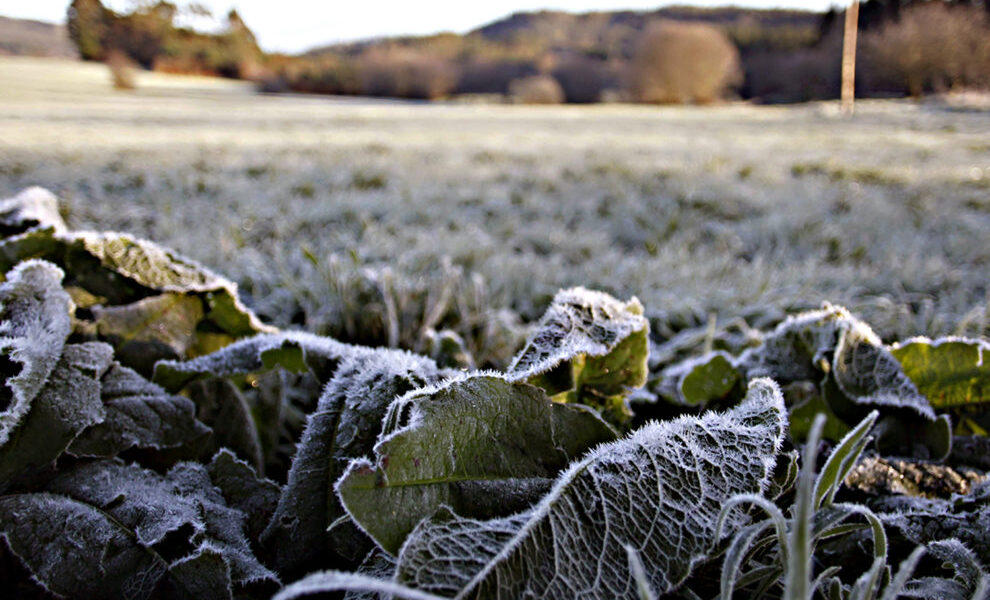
[306,5,826,59]
[0,16,77,58]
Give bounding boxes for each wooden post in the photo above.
[841,1,860,114]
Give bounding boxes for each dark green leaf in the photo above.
[68,362,210,459]
[262,348,441,577]
[337,374,617,556]
[0,342,113,492]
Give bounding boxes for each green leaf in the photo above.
[0,260,73,448]
[892,337,989,410]
[0,227,61,273]
[814,411,879,508]
[337,373,617,556]
[390,378,785,598]
[506,287,649,426]
[262,348,442,578]
[661,351,742,408]
[788,388,852,443]
[3,223,274,364]
[92,293,204,377]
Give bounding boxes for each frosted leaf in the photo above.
[164,544,232,600]
[3,211,273,362]
[75,231,229,294]
[394,378,786,598]
[736,304,851,383]
[338,374,616,555]
[69,231,273,337]
[262,348,442,579]
[0,342,112,492]
[45,459,203,548]
[0,492,168,600]
[344,548,401,600]
[877,481,990,560]
[0,187,66,235]
[1,458,275,599]
[735,304,935,419]
[68,362,211,459]
[505,287,649,425]
[0,260,73,447]
[154,331,351,393]
[507,287,647,380]
[159,332,363,480]
[833,323,935,419]
[166,461,277,586]
[207,449,280,544]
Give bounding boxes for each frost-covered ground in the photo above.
[1,57,988,364]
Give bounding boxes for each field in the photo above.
[3,55,990,599]
[1,56,988,364]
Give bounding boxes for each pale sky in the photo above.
[2,0,842,54]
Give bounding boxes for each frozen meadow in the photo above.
[1,56,987,365]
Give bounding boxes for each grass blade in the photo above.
[784,413,825,600]
[879,546,925,600]
[722,521,774,600]
[814,411,878,509]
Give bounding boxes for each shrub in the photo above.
[861,3,990,97]
[550,54,622,103]
[508,74,565,104]
[628,20,743,104]
[357,48,458,100]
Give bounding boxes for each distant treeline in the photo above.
[68,0,261,78]
[67,0,990,103]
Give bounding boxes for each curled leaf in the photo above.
[392,378,786,598]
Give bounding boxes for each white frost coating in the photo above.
[737,304,852,382]
[832,323,935,419]
[394,378,787,599]
[0,260,73,447]
[0,187,67,233]
[378,369,507,439]
[505,287,647,381]
[735,303,935,420]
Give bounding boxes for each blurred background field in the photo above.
[1,54,987,367]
